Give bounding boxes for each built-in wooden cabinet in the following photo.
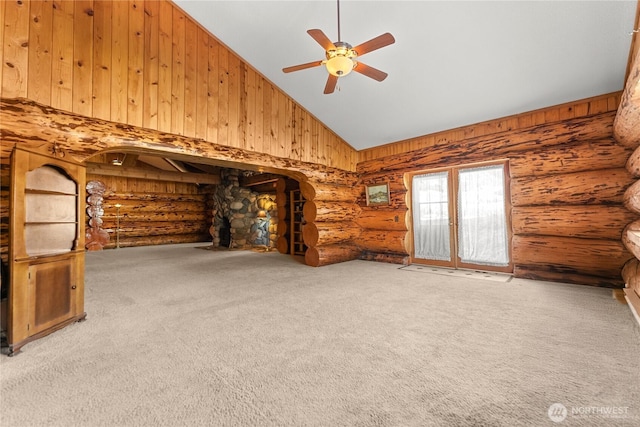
[7,148,86,356]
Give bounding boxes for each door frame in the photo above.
[407,159,513,273]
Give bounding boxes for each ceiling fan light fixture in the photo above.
[282,0,394,93]
[325,55,354,76]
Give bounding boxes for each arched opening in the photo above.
[83,149,305,257]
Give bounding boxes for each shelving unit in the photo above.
[289,189,307,256]
[7,148,86,356]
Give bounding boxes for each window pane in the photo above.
[412,172,451,261]
[457,165,509,266]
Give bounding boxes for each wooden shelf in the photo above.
[290,189,307,256]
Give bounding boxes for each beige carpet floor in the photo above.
[1,243,639,426]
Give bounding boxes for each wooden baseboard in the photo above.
[624,288,640,326]
[613,289,627,304]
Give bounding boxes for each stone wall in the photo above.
[211,170,278,249]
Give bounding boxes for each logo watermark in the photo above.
[548,403,568,423]
[548,403,631,423]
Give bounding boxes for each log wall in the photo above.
[86,174,212,249]
[299,179,362,267]
[0,0,356,171]
[617,4,640,318]
[357,93,635,287]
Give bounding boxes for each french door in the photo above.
[410,161,512,273]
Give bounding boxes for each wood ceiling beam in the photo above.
[238,173,282,187]
[86,162,221,185]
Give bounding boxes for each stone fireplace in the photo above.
[211,169,277,249]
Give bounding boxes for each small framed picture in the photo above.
[365,183,390,206]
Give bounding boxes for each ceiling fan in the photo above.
[282,0,395,94]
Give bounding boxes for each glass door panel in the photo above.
[457,164,510,269]
[411,171,454,266]
[410,162,512,273]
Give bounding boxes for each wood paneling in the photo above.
[92,0,111,120]
[359,93,622,164]
[127,0,144,127]
[27,0,53,106]
[2,0,29,98]
[72,0,94,116]
[0,0,357,171]
[51,0,74,111]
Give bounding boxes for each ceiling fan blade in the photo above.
[352,33,395,56]
[324,74,338,94]
[353,62,388,82]
[282,60,324,73]
[307,29,336,51]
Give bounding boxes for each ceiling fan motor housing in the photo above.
[325,41,357,76]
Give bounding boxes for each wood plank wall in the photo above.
[0,0,356,171]
[357,93,636,287]
[86,174,213,249]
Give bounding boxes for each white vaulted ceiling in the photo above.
[174,0,637,151]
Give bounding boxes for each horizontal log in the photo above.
[356,190,408,210]
[0,98,358,185]
[299,181,361,202]
[357,112,616,175]
[101,191,207,202]
[614,49,640,148]
[360,173,407,194]
[514,265,624,287]
[276,236,289,254]
[238,173,280,188]
[356,208,409,231]
[302,201,361,223]
[512,235,632,279]
[512,206,637,240]
[356,229,410,254]
[302,221,360,247]
[87,162,221,185]
[102,221,209,237]
[101,211,208,222]
[304,244,361,267]
[359,251,409,265]
[509,139,631,178]
[103,234,209,249]
[511,168,633,206]
[102,199,205,213]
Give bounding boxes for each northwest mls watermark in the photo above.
[548,403,632,423]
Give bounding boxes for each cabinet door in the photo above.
[27,259,77,336]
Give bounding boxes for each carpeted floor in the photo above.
[1,243,639,426]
